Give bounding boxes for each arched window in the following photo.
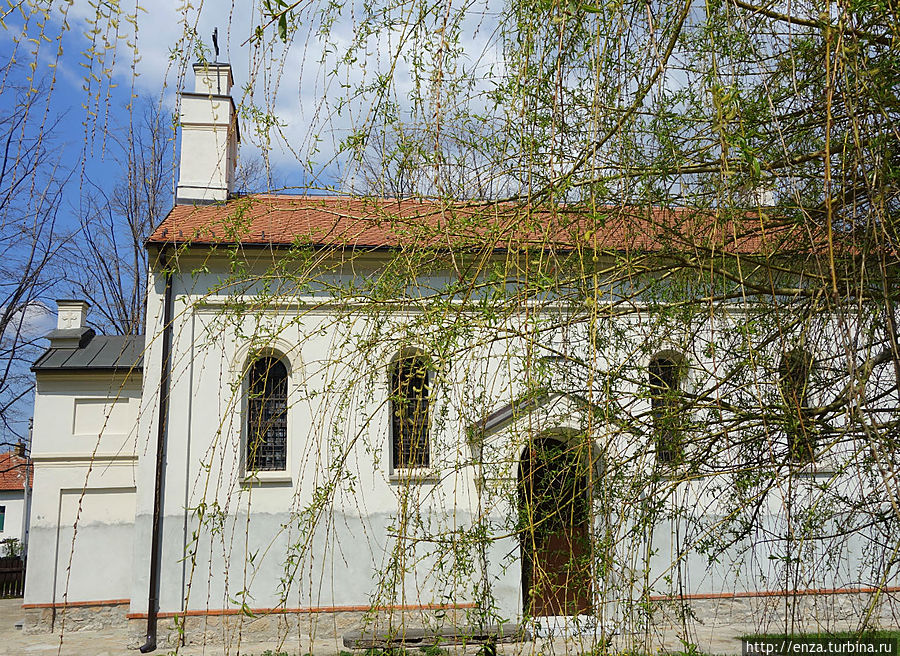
[246,356,288,471]
[649,354,683,464]
[390,353,431,469]
[779,348,814,462]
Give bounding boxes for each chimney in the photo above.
[175,62,240,205]
[47,300,95,349]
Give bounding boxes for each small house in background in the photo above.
[0,445,33,553]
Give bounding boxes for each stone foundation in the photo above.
[23,602,130,634]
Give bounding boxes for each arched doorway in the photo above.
[518,435,592,617]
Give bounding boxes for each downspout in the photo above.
[141,248,174,654]
[22,422,31,559]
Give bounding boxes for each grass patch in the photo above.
[364,649,409,656]
[419,646,448,656]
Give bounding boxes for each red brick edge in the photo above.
[23,587,900,616]
[125,602,479,620]
[647,586,900,602]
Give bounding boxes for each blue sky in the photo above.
[0,1,408,444]
[0,0,506,202]
[0,0,505,444]
[0,1,381,201]
[0,4,322,445]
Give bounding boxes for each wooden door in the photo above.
[519,437,592,616]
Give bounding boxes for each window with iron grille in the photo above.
[649,354,683,464]
[247,356,288,471]
[390,354,430,469]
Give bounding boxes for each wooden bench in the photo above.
[342,624,531,651]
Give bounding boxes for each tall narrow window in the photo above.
[0,505,5,532]
[649,354,683,464]
[390,354,431,469]
[246,357,288,471]
[779,348,814,462]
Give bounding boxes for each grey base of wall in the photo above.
[25,606,476,643]
[148,609,472,647]
[653,593,900,633]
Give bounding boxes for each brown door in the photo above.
[519,436,592,616]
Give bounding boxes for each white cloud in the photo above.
[0,301,56,344]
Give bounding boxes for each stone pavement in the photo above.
[0,598,746,656]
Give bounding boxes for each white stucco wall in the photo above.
[24,243,891,631]
[121,246,895,629]
[25,372,141,606]
[129,250,528,619]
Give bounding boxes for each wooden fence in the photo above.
[0,556,24,597]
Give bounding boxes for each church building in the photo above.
[22,62,899,652]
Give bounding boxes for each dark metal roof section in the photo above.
[32,333,144,373]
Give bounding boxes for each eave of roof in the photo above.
[469,390,597,438]
[147,194,804,256]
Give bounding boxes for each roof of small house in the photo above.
[147,194,810,255]
[31,334,144,373]
[0,452,32,491]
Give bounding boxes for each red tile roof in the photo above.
[148,195,812,255]
[0,452,31,491]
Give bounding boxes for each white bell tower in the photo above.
[175,62,240,205]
